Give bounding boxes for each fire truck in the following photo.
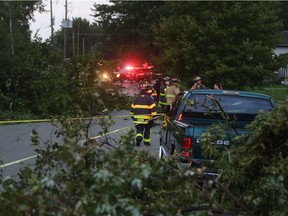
[113,64,154,82]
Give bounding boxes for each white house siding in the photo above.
[274,47,288,56]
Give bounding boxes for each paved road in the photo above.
[119,80,140,96]
[0,110,161,178]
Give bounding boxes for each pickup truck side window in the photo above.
[181,94,273,121]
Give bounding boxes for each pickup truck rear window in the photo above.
[183,94,273,115]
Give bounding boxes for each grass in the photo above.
[246,85,288,102]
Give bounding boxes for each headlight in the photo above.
[116,74,120,78]
[102,73,108,79]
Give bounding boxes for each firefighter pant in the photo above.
[135,121,153,144]
[158,104,168,114]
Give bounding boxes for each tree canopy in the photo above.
[92,1,168,65]
[1,1,288,115]
[0,1,45,114]
[154,2,284,89]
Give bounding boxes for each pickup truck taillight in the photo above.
[178,113,183,121]
[182,137,192,157]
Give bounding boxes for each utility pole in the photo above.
[5,0,14,55]
[63,0,67,60]
[82,37,85,55]
[9,12,14,55]
[72,32,75,56]
[50,0,54,40]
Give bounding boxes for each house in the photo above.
[274,31,288,82]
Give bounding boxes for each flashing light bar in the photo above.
[125,66,134,70]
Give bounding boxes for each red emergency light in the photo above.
[125,66,134,70]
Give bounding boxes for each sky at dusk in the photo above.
[29,0,109,40]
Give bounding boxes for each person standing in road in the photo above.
[158,77,170,113]
[149,78,158,103]
[148,85,158,104]
[139,81,157,103]
[191,76,205,90]
[130,85,157,146]
[154,77,162,103]
[166,78,181,113]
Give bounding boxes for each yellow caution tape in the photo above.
[0,113,165,125]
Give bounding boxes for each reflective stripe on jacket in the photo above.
[130,94,157,124]
[147,88,158,102]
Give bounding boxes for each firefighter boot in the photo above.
[136,136,142,147]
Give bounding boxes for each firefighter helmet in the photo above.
[139,82,150,92]
[163,76,170,81]
[171,77,180,83]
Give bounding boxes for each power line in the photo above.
[30,26,51,31]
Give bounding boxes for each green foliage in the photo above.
[92,1,168,62]
[2,100,288,214]
[0,117,217,215]
[24,52,130,118]
[154,2,284,89]
[201,99,288,215]
[0,1,44,112]
[1,2,129,119]
[278,2,288,31]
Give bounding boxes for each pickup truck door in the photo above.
[160,93,185,152]
[170,120,192,153]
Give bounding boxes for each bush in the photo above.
[0,117,215,215]
[202,98,288,215]
[1,99,288,215]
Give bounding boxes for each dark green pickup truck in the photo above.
[159,89,275,167]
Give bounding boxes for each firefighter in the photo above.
[154,77,162,102]
[148,81,158,103]
[158,77,170,113]
[130,85,157,146]
[148,78,158,103]
[166,78,181,113]
[191,76,205,90]
[139,81,157,102]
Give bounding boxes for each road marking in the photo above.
[0,125,133,169]
[89,125,132,140]
[0,155,37,168]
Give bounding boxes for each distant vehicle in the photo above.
[159,89,275,170]
[99,72,111,82]
[95,70,112,83]
[113,65,154,82]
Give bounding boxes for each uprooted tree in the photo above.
[0,98,288,215]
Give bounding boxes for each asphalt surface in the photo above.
[0,111,162,178]
[0,81,162,178]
